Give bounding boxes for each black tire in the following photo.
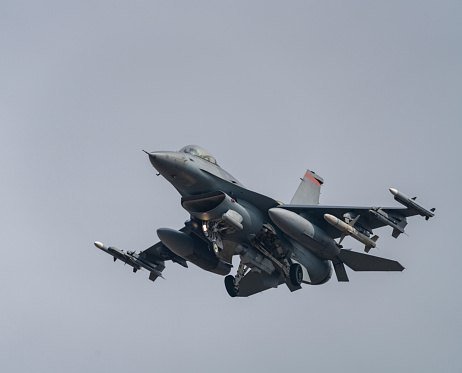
[224,275,238,297]
[289,263,303,286]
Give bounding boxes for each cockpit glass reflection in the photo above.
[180,145,218,165]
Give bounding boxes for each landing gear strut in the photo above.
[202,221,224,253]
[224,262,250,297]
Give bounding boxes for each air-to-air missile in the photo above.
[94,241,164,278]
[94,241,138,268]
[368,207,406,238]
[323,214,379,252]
[389,188,435,220]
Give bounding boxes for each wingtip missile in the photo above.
[94,241,134,264]
[389,188,435,219]
[94,240,167,279]
[389,188,398,196]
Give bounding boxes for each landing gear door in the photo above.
[291,258,311,284]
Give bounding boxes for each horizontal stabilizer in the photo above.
[332,259,349,282]
[338,249,404,272]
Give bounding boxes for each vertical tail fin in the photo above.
[290,169,324,205]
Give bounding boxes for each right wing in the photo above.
[138,239,188,282]
[95,227,190,283]
[131,225,194,281]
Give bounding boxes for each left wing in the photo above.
[278,204,418,240]
[279,188,435,241]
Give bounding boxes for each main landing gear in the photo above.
[224,261,250,297]
[224,262,303,297]
[223,224,304,297]
[224,275,238,297]
[289,263,303,287]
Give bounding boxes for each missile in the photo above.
[94,241,141,270]
[323,214,379,253]
[94,241,164,277]
[94,241,131,262]
[389,188,435,220]
[369,208,407,238]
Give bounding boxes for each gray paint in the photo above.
[2,1,461,372]
[290,169,324,205]
[98,147,429,295]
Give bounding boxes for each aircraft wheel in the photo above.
[224,275,238,297]
[289,263,303,286]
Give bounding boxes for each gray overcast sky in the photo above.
[1,1,461,372]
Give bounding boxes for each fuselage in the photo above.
[147,145,333,286]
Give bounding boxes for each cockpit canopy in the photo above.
[180,145,218,165]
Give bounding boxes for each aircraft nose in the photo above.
[146,151,159,168]
[146,151,170,170]
[145,151,186,177]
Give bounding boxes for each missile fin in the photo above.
[149,271,161,282]
[339,232,347,245]
[364,235,379,252]
[349,215,360,227]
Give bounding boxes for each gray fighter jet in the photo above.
[95,145,435,297]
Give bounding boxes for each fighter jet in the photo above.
[95,145,435,297]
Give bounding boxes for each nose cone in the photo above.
[145,151,185,176]
[146,151,168,170]
[323,214,338,226]
[389,188,398,196]
[147,152,157,167]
